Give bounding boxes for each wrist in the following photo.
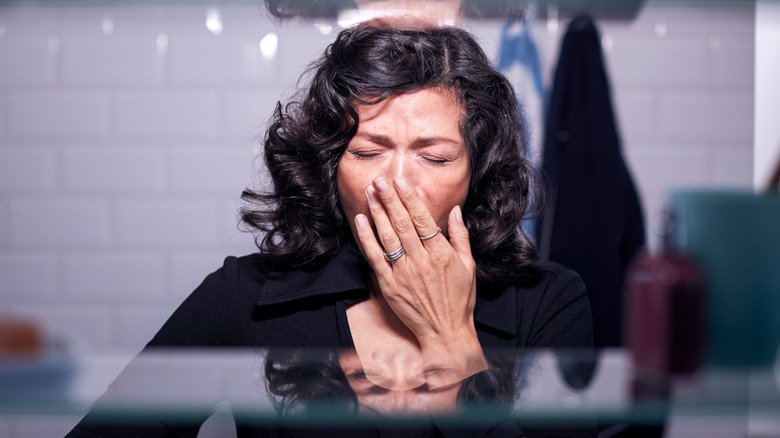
[417,325,488,388]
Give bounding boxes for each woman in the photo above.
[69,21,592,435]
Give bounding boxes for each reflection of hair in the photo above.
[265,349,357,415]
[264,348,516,416]
[262,0,529,19]
[241,23,540,283]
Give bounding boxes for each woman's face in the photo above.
[339,350,460,415]
[337,88,470,242]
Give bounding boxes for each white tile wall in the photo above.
[114,199,221,248]
[61,146,166,194]
[0,147,57,193]
[0,1,756,358]
[658,91,753,143]
[7,198,112,247]
[114,90,221,140]
[223,89,281,140]
[8,91,111,140]
[61,252,166,302]
[0,252,57,302]
[168,146,253,194]
[61,36,165,86]
[115,304,179,349]
[0,36,56,85]
[0,93,6,138]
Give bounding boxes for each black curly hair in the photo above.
[241,22,541,284]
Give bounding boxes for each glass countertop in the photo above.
[3,347,779,429]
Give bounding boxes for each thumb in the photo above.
[448,205,475,273]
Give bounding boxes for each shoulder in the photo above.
[528,261,586,294]
[147,253,270,347]
[195,253,270,294]
[514,261,593,348]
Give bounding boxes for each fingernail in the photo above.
[365,185,378,203]
[356,214,368,230]
[454,205,463,223]
[394,176,409,191]
[373,177,390,193]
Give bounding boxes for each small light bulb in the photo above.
[206,9,223,36]
[102,18,114,36]
[156,33,169,54]
[259,32,278,59]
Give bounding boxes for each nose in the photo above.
[386,152,418,187]
[385,390,416,414]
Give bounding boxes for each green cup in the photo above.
[668,191,780,367]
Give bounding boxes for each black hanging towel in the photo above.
[539,15,645,348]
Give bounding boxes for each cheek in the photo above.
[336,162,371,219]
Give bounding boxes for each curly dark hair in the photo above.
[241,22,540,284]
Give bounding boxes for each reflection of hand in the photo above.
[353,176,488,382]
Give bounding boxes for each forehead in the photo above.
[354,88,463,132]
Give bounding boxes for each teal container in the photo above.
[668,191,780,367]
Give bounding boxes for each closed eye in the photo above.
[348,150,382,160]
[421,155,454,166]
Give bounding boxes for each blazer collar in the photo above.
[255,244,518,338]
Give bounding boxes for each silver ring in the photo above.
[418,227,441,241]
[384,246,406,262]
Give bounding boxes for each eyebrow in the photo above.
[353,132,463,147]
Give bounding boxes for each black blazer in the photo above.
[68,244,593,437]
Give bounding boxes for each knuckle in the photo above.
[393,217,413,233]
[367,251,385,265]
[379,231,398,247]
[412,211,432,227]
[429,250,450,267]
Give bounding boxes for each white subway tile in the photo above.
[223,90,281,140]
[613,90,656,143]
[114,199,220,248]
[62,252,166,302]
[61,36,164,86]
[710,37,754,89]
[8,91,110,140]
[711,147,753,188]
[0,252,57,302]
[624,146,710,196]
[641,194,667,247]
[0,6,59,35]
[168,35,278,85]
[222,198,258,256]
[0,93,6,138]
[0,36,55,85]
[114,90,219,140]
[276,26,333,84]
[709,4,757,35]
[7,199,111,247]
[7,415,82,438]
[7,305,113,350]
[116,305,179,349]
[59,5,167,38]
[62,147,165,194]
[609,37,709,88]
[658,92,753,143]
[168,252,224,303]
[627,4,719,36]
[0,202,6,246]
[169,147,253,194]
[0,147,57,193]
